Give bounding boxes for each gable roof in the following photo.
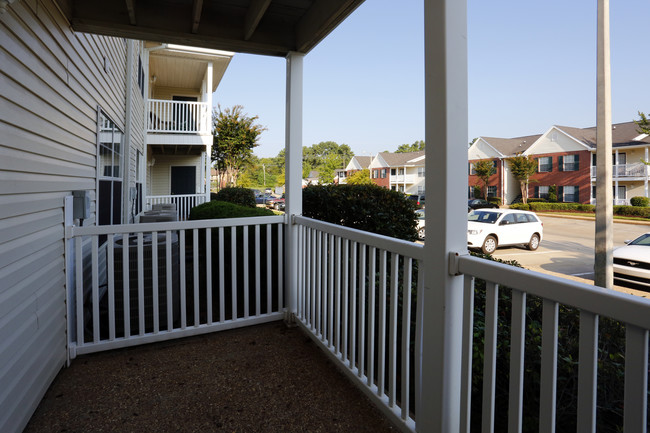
[351,156,372,169]
[377,151,425,167]
[557,121,650,149]
[480,135,542,156]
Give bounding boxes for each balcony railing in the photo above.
[67,216,285,357]
[146,194,208,220]
[390,174,417,184]
[147,99,211,134]
[65,216,650,432]
[591,163,648,178]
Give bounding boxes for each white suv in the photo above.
[467,209,543,254]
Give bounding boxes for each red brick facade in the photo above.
[468,158,501,200]
[371,167,390,188]
[527,150,591,203]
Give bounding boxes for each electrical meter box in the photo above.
[72,190,91,220]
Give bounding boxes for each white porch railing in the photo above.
[456,254,650,433]
[294,216,423,432]
[67,216,285,358]
[390,174,416,184]
[147,99,211,134]
[146,194,208,220]
[590,198,629,206]
[591,163,648,178]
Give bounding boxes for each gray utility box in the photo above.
[112,233,180,336]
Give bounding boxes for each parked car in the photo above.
[415,209,425,240]
[613,232,650,288]
[267,195,285,210]
[255,194,274,205]
[468,198,499,212]
[408,194,425,208]
[467,209,543,254]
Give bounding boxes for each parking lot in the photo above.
[488,214,650,298]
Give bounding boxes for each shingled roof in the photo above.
[557,121,650,149]
[377,151,425,166]
[480,135,542,156]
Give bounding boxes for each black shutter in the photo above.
[558,186,564,202]
[574,186,579,203]
[558,156,564,172]
[534,186,539,198]
[549,158,553,172]
[574,154,579,171]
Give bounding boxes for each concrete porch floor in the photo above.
[24,321,398,432]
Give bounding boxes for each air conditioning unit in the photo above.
[112,232,180,336]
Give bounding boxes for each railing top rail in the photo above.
[146,194,206,199]
[70,215,285,237]
[458,254,650,329]
[148,99,209,105]
[294,215,424,260]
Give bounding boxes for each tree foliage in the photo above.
[346,168,373,185]
[301,141,354,183]
[507,154,538,204]
[635,111,650,135]
[211,105,266,188]
[395,140,425,153]
[473,160,496,199]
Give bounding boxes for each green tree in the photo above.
[635,111,650,135]
[395,140,425,153]
[507,154,538,204]
[473,160,496,199]
[302,141,354,184]
[346,168,373,185]
[211,105,266,187]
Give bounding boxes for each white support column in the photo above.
[643,147,650,197]
[285,52,304,321]
[614,149,619,203]
[206,61,213,198]
[595,0,613,289]
[418,0,468,432]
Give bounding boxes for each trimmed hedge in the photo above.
[487,196,501,205]
[213,187,256,208]
[613,205,650,217]
[630,196,649,207]
[189,200,274,220]
[509,202,650,218]
[302,184,418,241]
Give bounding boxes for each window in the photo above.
[487,186,497,197]
[537,185,549,199]
[398,168,405,175]
[391,168,397,176]
[137,55,145,97]
[561,185,579,203]
[391,186,396,191]
[380,168,387,178]
[560,154,579,171]
[469,163,476,175]
[372,170,378,179]
[135,151,144,216]
[399,186,405,193]
[98,111,124,226]
[418,186,425,195]
[538,156,552,172]
[418,166,425,178]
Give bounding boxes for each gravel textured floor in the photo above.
[24,322,398,433]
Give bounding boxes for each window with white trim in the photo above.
[538,156,552,172]
[487,186,497,197]
[98,111,124,226]
[538,185,549,199]
[563,185,578,202]
[418,166,425,177]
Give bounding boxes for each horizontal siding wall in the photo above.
[0,0,131,431]
[150,154,203,196]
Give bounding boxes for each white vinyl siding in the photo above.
[0,1,130,431]
[149,154,202,196]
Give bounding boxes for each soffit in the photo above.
[58,0,366,57]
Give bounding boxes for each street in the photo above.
[489,215,650,296]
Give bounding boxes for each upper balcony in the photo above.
[147,99,211,134]
[591,162,649,179]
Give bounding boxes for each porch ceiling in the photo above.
[55,0,366,57]
[150,144,205,155]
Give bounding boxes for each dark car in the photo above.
[468,198,499,212]
[408,194,425,208]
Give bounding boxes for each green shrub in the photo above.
[302,184,418,241]
[213,187,256,208]
[487,196,501,205]
[629,196,649,207]
[613,205,650,218]
[509,203,530,210]
[527,198,547,203]
[189,200,274,220]
[188,200,280,319]
[527,202,595,212]
[548,184,558,202]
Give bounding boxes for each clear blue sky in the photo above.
[213,0,650,158]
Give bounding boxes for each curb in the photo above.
[534,212,650,226]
